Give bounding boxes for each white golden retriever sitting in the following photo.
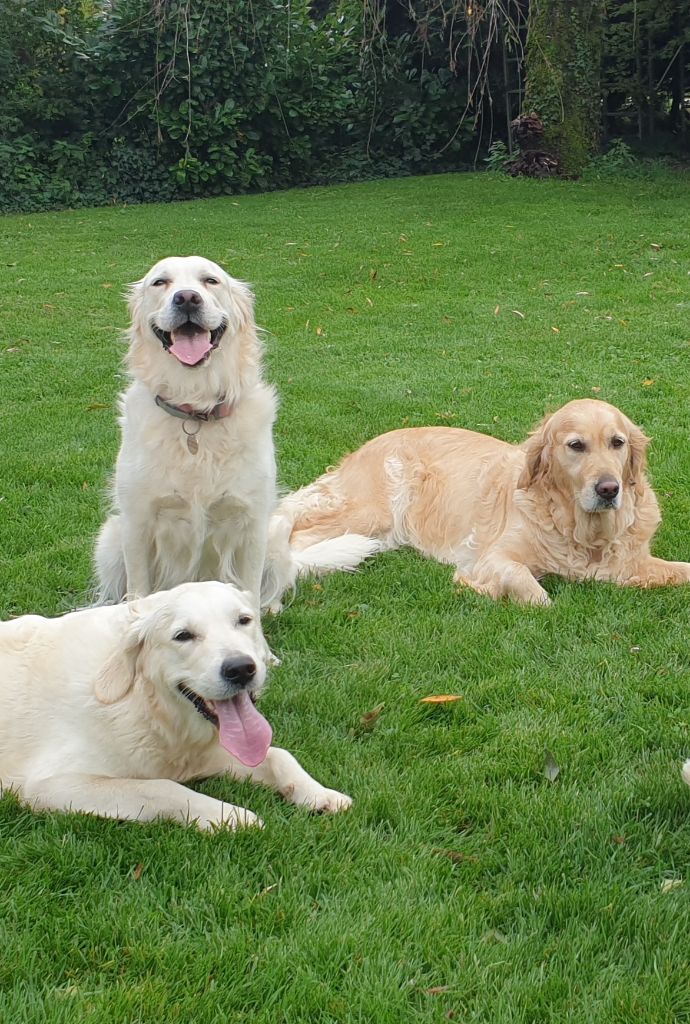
[95,256,276,609]
[0,582,351,829]
[263,399,690,607]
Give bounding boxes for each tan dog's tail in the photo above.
[261,510,380,613]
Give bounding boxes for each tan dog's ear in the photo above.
[94,613,142,705]
[627,424,650,497]
[517,416,552,490]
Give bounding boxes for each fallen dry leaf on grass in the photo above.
[420,695,463,704]
[132,863,145,881]
[350,703,385,738]
[543,747,560,782]
[432,848,479,864]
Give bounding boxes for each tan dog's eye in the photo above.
[151,278,168,287]
[173,629,196,642]
[567,439,586,452]
[237,615,253,626]
[611,436,626,449]
[204,277,220,285]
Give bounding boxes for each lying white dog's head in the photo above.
[96,581,272,766]
[125,256,260,405]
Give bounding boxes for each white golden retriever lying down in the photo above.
[0,582,351,829]
[95,256,276,610]
[262,399,690,608]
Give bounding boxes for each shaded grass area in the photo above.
[1,172,690,1022]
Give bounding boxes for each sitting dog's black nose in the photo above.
[595,478,620,500]
[172,289,202,310]
[220,656,256,688]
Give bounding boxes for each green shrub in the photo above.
[0,0,479,212]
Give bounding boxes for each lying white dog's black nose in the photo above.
[594,478,620,500]
[220,656,257,688]
[173,289,202,311]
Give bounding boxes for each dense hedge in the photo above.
[0,0,479,213]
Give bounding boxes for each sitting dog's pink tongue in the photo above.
[169,325,213,366]
[211,692,272,766]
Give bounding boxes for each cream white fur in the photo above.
[0,582,351,829]
[95,256,276,609]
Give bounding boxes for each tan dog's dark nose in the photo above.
[594,478,620,501]
[173,289,202,310]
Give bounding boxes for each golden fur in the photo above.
[264,399,690,606]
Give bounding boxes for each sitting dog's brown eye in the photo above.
[237,615,253,626]
[567,440,586,452]
[611,437,626,449]
[173,629,195,642]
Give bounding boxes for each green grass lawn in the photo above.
[2,172,690,1023]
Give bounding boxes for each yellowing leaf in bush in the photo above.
[420,695,463,704]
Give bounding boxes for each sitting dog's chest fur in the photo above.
[113,381,276,592]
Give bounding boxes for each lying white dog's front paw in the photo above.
[198,803,264,831]
[682,760,690,787]
[292,785,353,814]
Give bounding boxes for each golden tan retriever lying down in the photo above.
[0,582,351,829]
[263,399,690,607]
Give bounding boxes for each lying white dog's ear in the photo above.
[125,278,145,322]
[94,614,142,705]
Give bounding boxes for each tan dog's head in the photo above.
[95,582,272,766]
[518,399,649,512]
[127,255,254,370]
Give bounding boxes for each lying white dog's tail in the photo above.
[261,512,381,613]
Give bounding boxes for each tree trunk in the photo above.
[523,0,604,176]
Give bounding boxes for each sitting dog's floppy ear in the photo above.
[517,415,552,490]
[94,610,143,705]
[627,423,650,497]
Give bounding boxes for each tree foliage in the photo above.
[0,0,688,211]
[0,0,481,212]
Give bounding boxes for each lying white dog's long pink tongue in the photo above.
[211,692,272,766]
[169,325,213,365]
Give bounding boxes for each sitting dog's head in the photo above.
[124,256,258,401]
[95,581,272,767]
[518,399,649,512]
